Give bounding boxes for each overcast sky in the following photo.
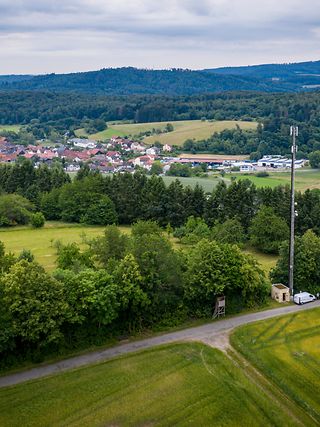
[1,0,320,74]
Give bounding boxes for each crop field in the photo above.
[229,169,320,192]
[143,120,257,146]
[232,308,320,423]
[76,120,257,145]
[0,223,109,270]
[0,342,300,427]
[76,121,171,140]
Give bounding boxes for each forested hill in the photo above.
[206,60,320,90]
[0,75,33,84]
[0,67,292,95]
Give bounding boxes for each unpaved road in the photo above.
[1,300,319,388]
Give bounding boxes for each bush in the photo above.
[0,194,34,226]
[255,171,269,177]
[31,212,45,228]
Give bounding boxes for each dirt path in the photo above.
[1,300,319,388]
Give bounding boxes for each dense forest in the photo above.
[1,90,320,155]
[2,62,320,94]
[0,67,290,95]
[207,60,320,88]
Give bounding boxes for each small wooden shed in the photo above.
[271,284,290,303]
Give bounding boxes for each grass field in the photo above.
[232,308,320,423]
[0,124,21,133]
[243,247,278,274]
[229,169,320,192]
[76,120,257,146]
[0,223,108,270]
[0,342,301,427]
[0,221,276,275]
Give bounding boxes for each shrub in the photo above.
[0,194,33,226]
[255,171,269,177]
[31,212,45,228]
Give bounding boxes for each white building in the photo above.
[68,138,97,149]
[257,155,307,169]
[163,144,172,152]
[146,147,161,156]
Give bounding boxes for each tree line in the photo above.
[0,221,269,370]
[2,161,320,237]
[1,91,320,156]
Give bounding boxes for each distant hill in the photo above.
[205,60,320,89]
[0,67,291,95]
[0,75,33,84]
[1,61,320,95]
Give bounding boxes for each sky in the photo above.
[0,0,320,74]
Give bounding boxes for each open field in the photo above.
[232,308,320,423]
[144,120,257,146]
[0,124,21,133]
[0,221,276,276]
[228,169,320,192]
[243,247,278,274]
[0,342,301,427]
[180,153,249,160]
[76,120,257,145]
[0,223,109,270]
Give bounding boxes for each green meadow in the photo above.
[232,308,320,423]
[0,125,21,133]
[0,223,107,270]
[0,343,301,427]
[76,119,257,145]
[229,169,320,192]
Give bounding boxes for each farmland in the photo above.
[0,342,301,427]
[76,119,257,145]
[228,169,320,192]
[232,308,320,423]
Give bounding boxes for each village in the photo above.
[0,134,308,174]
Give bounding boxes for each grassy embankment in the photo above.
[0,342,303,427]
[76,119,257,146]
[232,308,320,424]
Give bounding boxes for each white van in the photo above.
[293,292,316,305]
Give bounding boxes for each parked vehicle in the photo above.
[293,292,316,305]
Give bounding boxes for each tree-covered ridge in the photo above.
[207,60,320,77]
[2,90,320,156]
[0,67,291,95]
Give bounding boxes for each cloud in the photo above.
[0,0,319,73]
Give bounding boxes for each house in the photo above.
[163,144,172,152]
[131,142,146,153]
[146,146,160,156]
[0,153,17,163]
[131,155,155,170]
[68,138,97,149]
[271,284,290,303]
